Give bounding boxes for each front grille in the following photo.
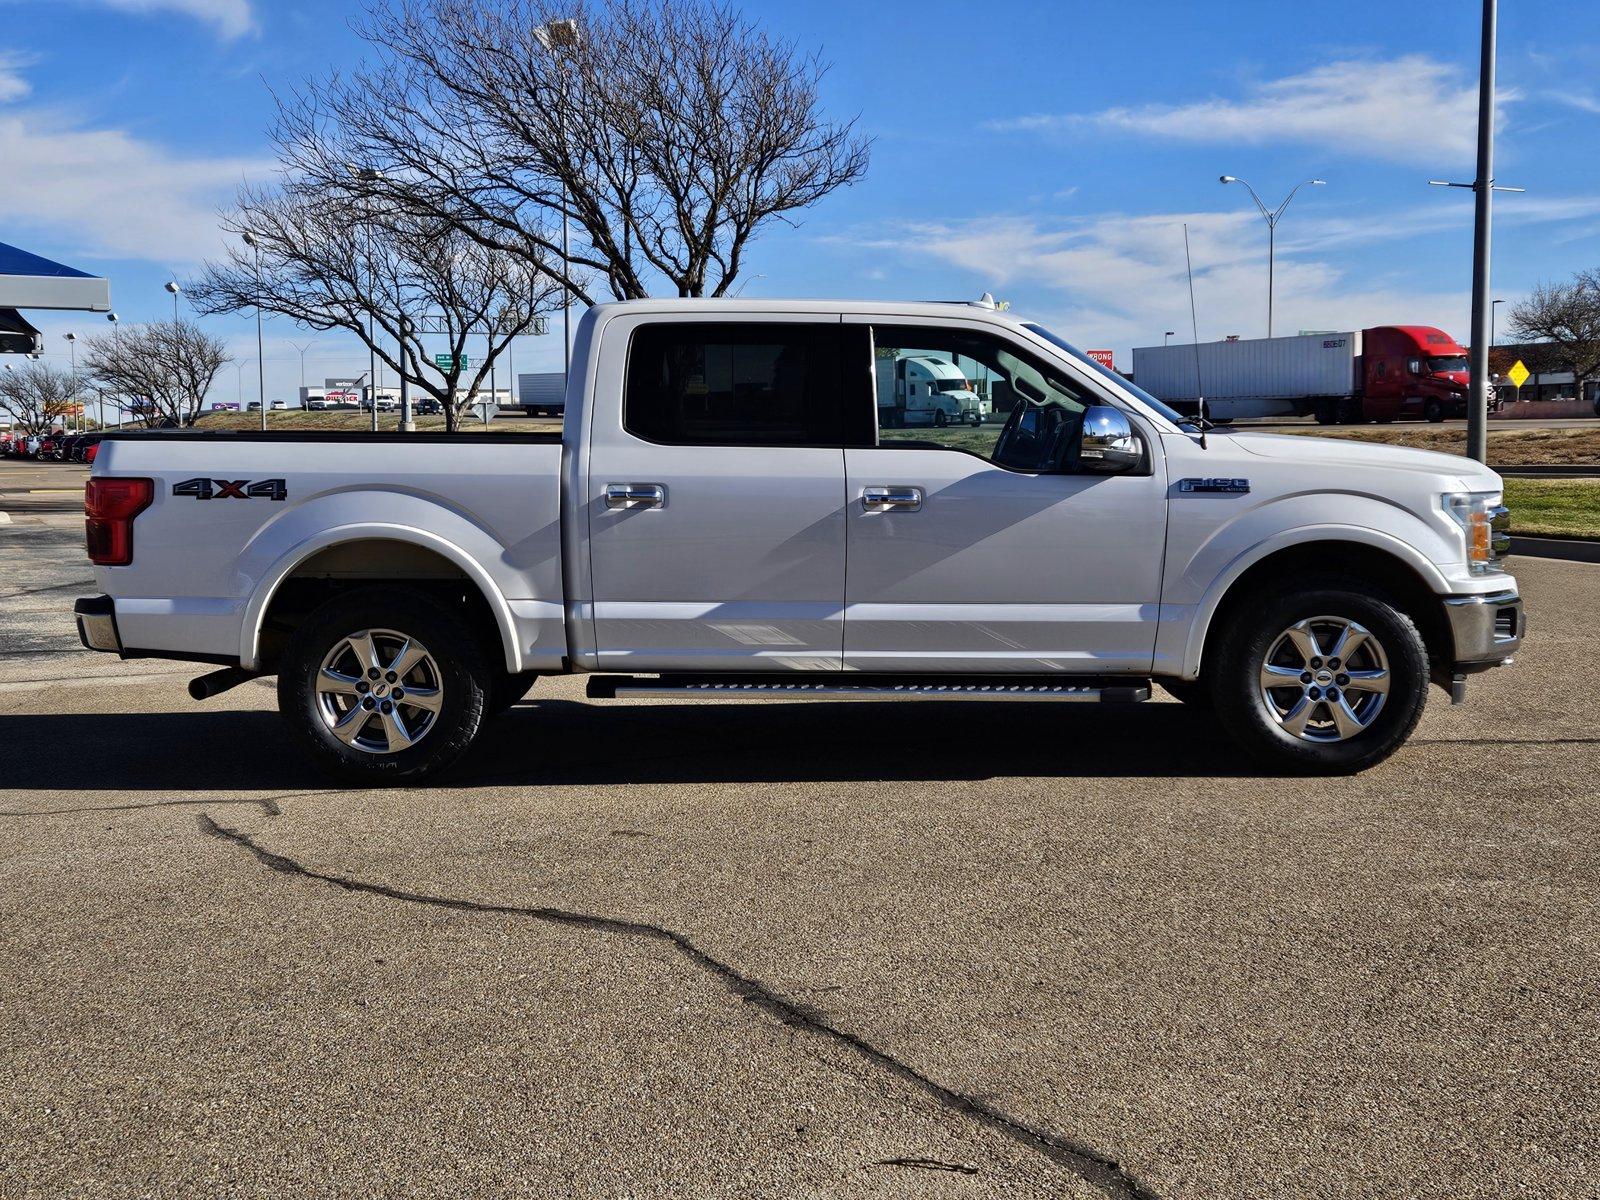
[1490,504,1512,561]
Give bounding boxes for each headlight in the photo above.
[1444,491,1510,574]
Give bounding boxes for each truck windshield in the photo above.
[933,378,970,393]
[1430,356,1468,373]
[1021,322,1196,428]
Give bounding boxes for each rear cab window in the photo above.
[624,322,870,447]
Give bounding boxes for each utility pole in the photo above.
[1429,0,1521,464]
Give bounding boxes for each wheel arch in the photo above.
[241,527,521,674]
[1186,534,1452,680]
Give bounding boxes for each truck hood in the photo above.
[1226,432,1501,489]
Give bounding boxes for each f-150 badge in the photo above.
[172,477,288,501]
[1178,477,1250,494]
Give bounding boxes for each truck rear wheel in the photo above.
[277,587,490,785]
[1208,583,1428,774]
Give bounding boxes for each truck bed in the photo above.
[91,430,566,672]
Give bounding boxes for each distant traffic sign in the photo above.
[1506,359,1530,389]
[1086,349,1115,371]
[434,353,470,371]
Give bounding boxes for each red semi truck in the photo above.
[1131,326,1471,424]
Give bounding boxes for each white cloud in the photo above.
[0,103,271,265]
[68,0,256,39]
[0,52,32,102]
[832,211,1471,355]
[990,56,1508,165]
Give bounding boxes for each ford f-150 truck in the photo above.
[74,299,1523,783]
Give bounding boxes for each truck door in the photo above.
[843,321,1168,673]
[584,316,863,672]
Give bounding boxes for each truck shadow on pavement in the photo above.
[0,697,1271,793]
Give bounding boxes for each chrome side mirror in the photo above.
[1078,406,1142,473]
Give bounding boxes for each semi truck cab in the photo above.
[1359,326,1470,424]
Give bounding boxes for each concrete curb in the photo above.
[1511,536,1600,564]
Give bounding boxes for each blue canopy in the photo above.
[0,239,110,311]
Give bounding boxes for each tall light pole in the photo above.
[288,340,313,399]
[1429,0,1521,464]
[1219,175,1326,338]
[349,165,386,433]
[64,332,77,433]
[104,312,119,428]
[164,280,182,324]
[241,232,267,430]
[535,17,581,381]
[1164,330,1176,346]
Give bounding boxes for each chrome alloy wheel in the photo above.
[315,628,444,754]
[1257,616,1391,743]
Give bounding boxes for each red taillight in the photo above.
[85,477,153,566]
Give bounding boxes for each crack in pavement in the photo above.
[198,813,1160,1200]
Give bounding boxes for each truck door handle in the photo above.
[605,482,666,509]
[862,486,922,511]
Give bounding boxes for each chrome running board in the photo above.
[586,675,1151,703]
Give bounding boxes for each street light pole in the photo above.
[1428,0,1521,464]
[242,232,267,430]
[535,17,582,382]
[1164,330,1176,346]
[64,333,77,433]
[165,280,181,324]
[1219,175,1326,338]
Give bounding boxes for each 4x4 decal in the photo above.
[172,477,288,501]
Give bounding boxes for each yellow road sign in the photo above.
[1506,359,1530,389]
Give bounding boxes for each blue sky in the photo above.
[3,0,1599,403]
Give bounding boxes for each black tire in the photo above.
[1424,399,1445,423]
[277,586,490,785]
[1207,582,1429,774]
[1313,398,1340,426]
[934,409,949,428]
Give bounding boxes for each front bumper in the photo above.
[1444,588,1524,667]
[74,594,122,654]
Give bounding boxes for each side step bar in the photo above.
[586,674,1151,703]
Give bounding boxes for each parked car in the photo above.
[72,434,105,463]
[55,434,86,462]
[76,298,1523,785]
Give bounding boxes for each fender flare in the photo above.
[1181,523,1451,678]
[238,522,521,673]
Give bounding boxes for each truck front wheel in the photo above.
[278,587,491,785]
[1208,583,1428,774]
[1424,399,1445,423]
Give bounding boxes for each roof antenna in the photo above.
[1183,222,1208,449]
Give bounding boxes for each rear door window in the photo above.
[625,322,866,446]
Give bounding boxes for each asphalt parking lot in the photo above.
[2,457,1597,1199]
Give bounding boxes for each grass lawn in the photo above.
[1502,478,1600,539]
[1271,422,1600,467]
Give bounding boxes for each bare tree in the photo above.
[188,189,561,430]
[274,0,870,302]
[1508,270,1600,394]
[81,322,231,428]
[0,361,81,433]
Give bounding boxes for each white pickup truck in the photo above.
[75,299,1523,783]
